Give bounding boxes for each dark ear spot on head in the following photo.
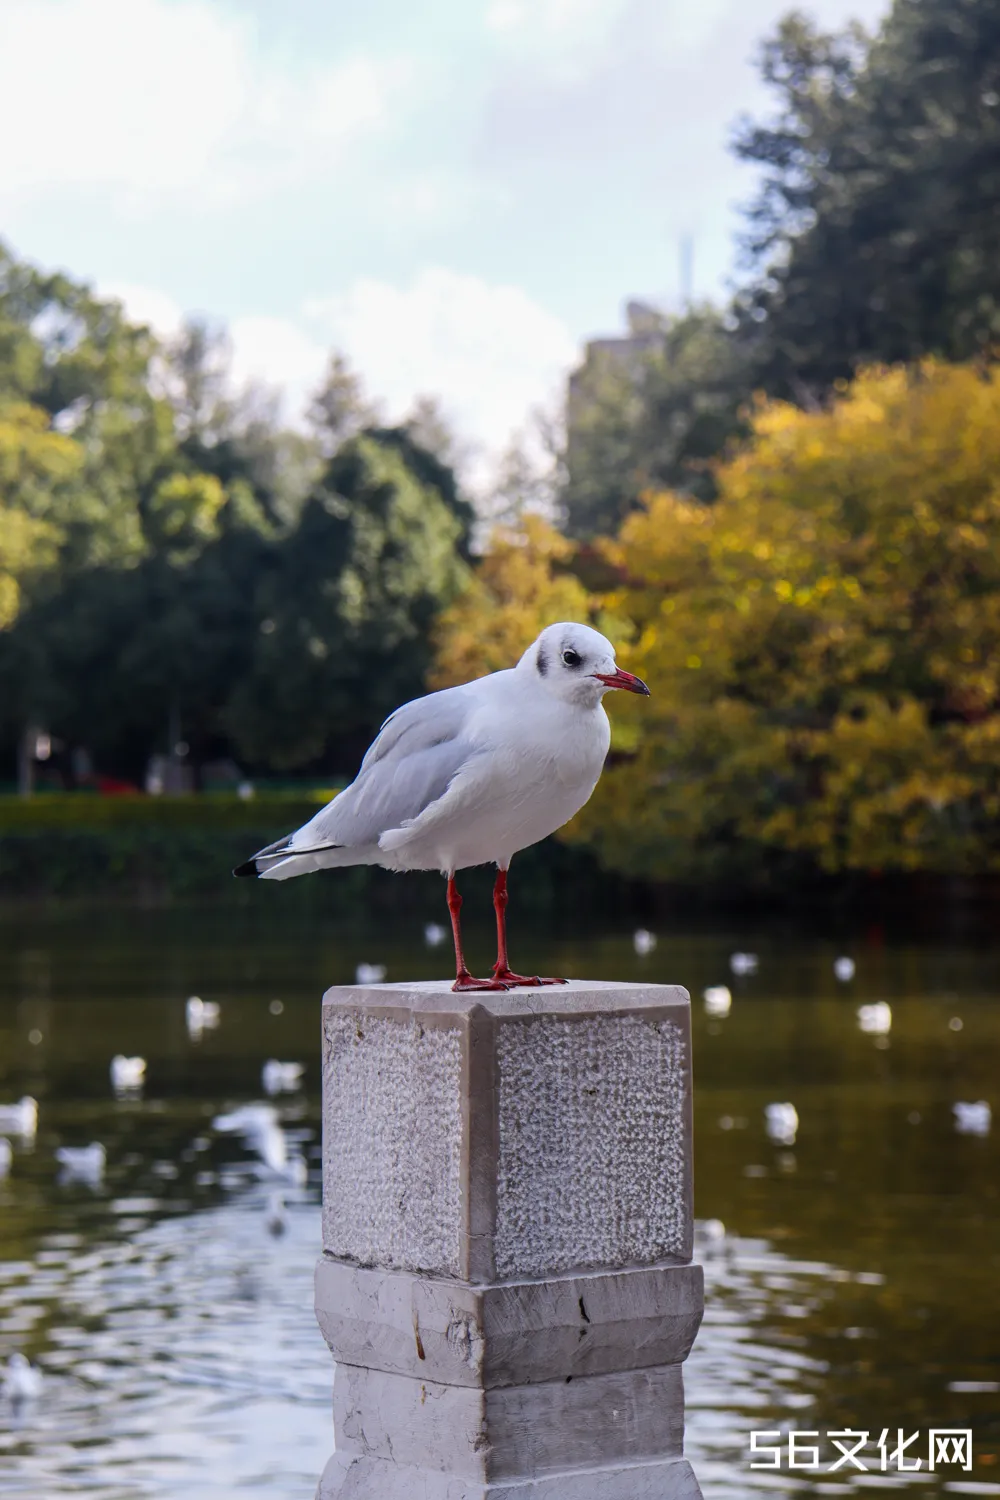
[537,646,548,676]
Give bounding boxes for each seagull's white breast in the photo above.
[385,678,611,873]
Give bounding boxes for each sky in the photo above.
[0,0,891,485]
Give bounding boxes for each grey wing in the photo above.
[294,686,478,850]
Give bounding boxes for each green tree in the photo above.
[734,0,1000,394]
[561,305,750,539]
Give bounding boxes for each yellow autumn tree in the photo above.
[430,515,602,686]
[571,361,1000,883]
[0,402,82,628]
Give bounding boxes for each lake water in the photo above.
[0,904,998,1498]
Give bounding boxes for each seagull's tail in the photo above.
[233,836,380,881]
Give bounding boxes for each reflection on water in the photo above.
[0,906,998,1497]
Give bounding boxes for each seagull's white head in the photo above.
[518,622,650,708]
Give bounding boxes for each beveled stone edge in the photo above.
[315,1256,705,1387]
[332,1360,687,1481]
[321,981,692,1022]
[318,1452,704,1500]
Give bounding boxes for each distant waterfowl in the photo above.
[633,929,657,956]
[953,1101,991,1136]
[55,1142,106,1183]
[765,1102,799,1146]
[355,963,386,985]
[834,956,856,982]
[697,1218,727,1256]
[857,1002,892,1035]
[185,996,221,1037]
[261,1060,304,1096]
[110,1055,146,1093]
[729,952,758,977]
[703,985,732,1018]
[423,923,448,948]
[0,1138,11,1178]
[2,1352,43,1405]
[213,1104,307,1183]
[0,1097,37,1139]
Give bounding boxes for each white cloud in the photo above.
[227,316,329,414]
[100,268,578,493]
[0,0,407,207]
[305,267,577,486]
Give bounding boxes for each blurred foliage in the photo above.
[561,306,751,538]
[441,362,1000,886]
[430,515,600,685]
[735,0,1000,392]
[561,0,1000,538]
[0,244,474,784]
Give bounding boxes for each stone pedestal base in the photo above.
[318,1452,703,1499]
[315,981,703,1499]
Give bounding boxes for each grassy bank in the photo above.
[0,792,643,919]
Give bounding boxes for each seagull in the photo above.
[953,1101,991,1136]
[213,1104,307,1183]
[234,623,649,990]
[2,1352,43,1405]
[355,962,386,985]
[703,985,732,1018]
[55,1142,106,1184]
[261,1060,304,1096]
[0,1097,37,1139]
[186,996,220,1037]
[765,1102,799,1146]
[857,1001,892,1035]
[110,1055,146,1094]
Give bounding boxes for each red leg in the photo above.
[491,867,567,987]
[448,875,509,992]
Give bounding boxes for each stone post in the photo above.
[314,980,704,1499]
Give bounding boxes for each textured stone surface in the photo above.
[317,1453,704,1499]
[315,1258,704,1387]
[320,981,693,1281]
[323,1007,464,1275]
[333,1362,685,1480]
[494,1013,688,1278]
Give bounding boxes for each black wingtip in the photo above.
[232,859,260,879]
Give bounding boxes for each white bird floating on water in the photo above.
[857,1002,892,1035]
[765,1102,799,1146]
[355,963,386,986]
[234,623,650,990]
[703,985,732,1018]
[110,1055,146,1093]
[55,1142,106,1183]
[953,1101,991,1136]
[213,1104,307,1184]
[697,1217,727,1254]
[0,1097,37,1139]
[2,1352,43,1404]
[424,923,448,948]
[834,955,856,982]
[0,1139,11,1178]
[185,996,220,1037]
[261,1060,304,1096]
[729,952,758,977]
[633,928,657,956]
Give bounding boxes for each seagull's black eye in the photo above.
[562,648,582,668]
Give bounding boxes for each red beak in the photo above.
[592,667,651,696]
